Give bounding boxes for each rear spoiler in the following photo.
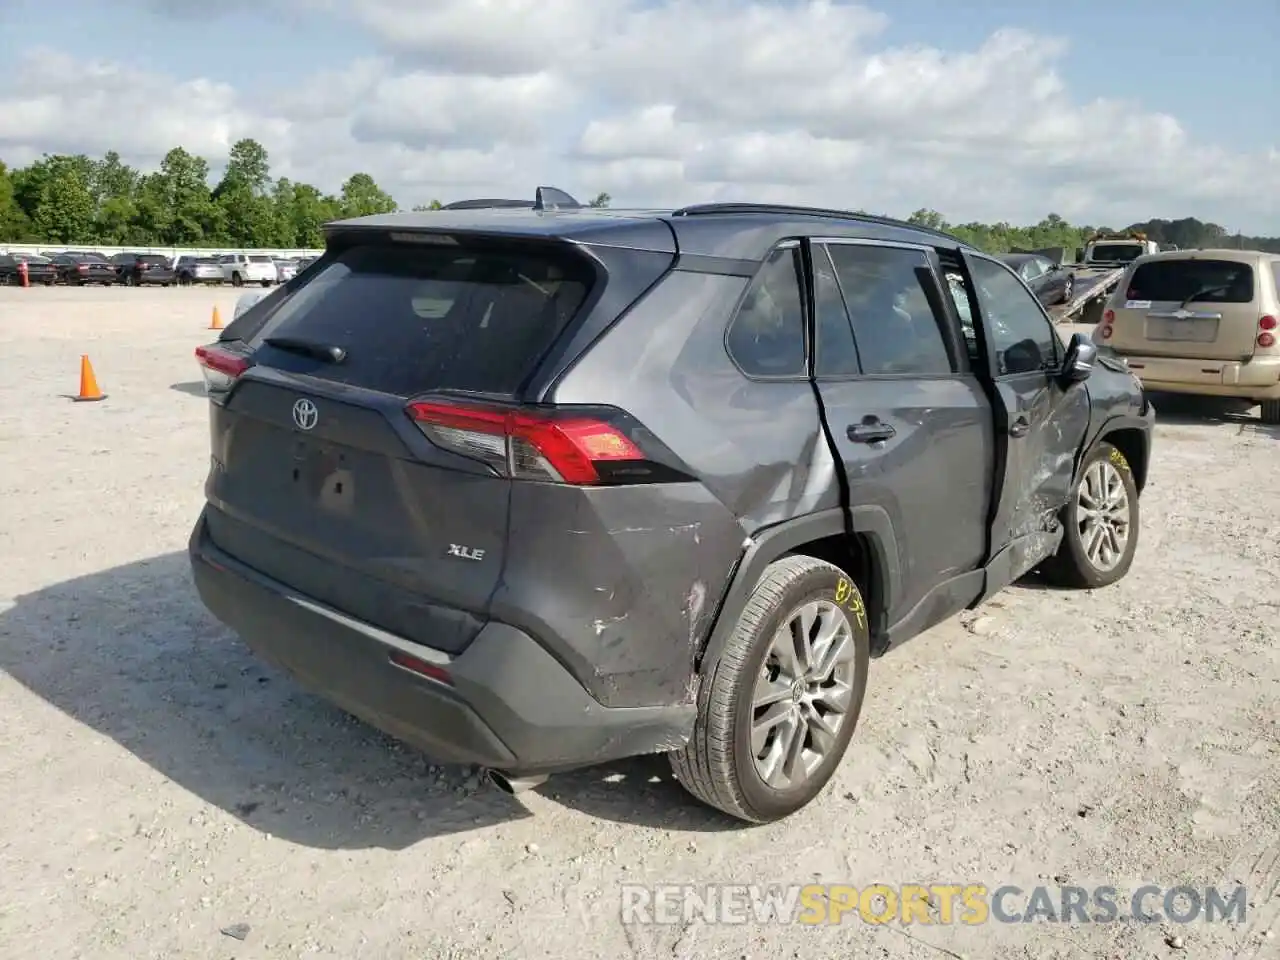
[441,186,583,212]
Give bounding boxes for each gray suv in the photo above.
[189,189,1154,823]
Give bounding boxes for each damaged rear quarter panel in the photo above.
[491,482,742,708]
[537,269,840,707]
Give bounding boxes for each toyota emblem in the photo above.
[292,398,319,431]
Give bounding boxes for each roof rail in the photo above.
[440,198,532,210]
[438,187,584,212]
[670,202,971,247]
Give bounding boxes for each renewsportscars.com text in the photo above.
[621,883,1248,926]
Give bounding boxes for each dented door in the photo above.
[961,253,1090,576]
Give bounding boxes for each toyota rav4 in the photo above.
[190,188,1154,823]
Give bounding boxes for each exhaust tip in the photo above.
[485,769,549,795]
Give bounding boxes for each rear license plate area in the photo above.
[1145,317,1219,342]
[292,440,357,514]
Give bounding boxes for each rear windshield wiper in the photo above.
[1178,284,1229,309]
[263,336,347,364]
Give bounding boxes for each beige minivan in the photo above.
[1093,249,1280,423]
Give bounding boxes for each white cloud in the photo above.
[1,0,1277,231]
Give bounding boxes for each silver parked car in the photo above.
[175,256,225,286]
[273,258,298,283]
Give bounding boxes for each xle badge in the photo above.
[448,544,486,561]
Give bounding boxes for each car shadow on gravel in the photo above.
[0,552,738,851]
[169,381,207,397]
[1147,391,1280,439]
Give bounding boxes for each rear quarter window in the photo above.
[244,239,596,397]
[1127,259,1254,304]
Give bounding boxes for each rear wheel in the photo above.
[232,273,244,287]
[670,555,870,823]
[1261,399,1280,425]
[1041,441,1139,589]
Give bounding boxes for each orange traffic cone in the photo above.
[209,305,223,330]
[73,355,107,402]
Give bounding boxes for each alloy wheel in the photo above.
[1077,460,1131,571]
[751,600,857,790]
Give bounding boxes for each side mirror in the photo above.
[1061,332,1096,383]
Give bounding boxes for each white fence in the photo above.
[0,243,323,259]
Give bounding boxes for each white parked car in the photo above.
[218,253,277,287]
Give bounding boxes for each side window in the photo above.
[812,245,861,377]
[945,272,981,365]
[968,256,1060,376]
[826,244,953,376]
[725,245,807,378]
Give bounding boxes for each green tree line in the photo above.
[901,209,1280,256]
[1,139,1275,253]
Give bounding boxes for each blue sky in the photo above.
[1,0,1277,231]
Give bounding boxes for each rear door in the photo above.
[810,238,993,628]
[958,252,1090,577]
[1107,256,1260,360]
[203,235,602,653]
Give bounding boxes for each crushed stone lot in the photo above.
[1,286,1277,960]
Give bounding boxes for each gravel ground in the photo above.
[1,286,1277,960]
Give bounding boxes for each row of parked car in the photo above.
[0,250,318,288]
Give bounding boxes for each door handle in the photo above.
[847,418,896,444]
[1008,415,1031,438]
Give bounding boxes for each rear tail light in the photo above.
[1098,308,1115,340]
[406,400,649,485]
[76,263,87,272]
[195,343,250,393]
[1257,316,1277,349]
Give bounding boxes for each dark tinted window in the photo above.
[1271,262,1280,297]
[969,256,1059,376]
[826,244,952,376]
[812,246,861,377]
[1090,243,1145,263]
[1127,259,1254,304]
[248,240,595,397]
[725,246,806,378]
[0,256,12,266]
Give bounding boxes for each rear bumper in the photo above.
[1121,354,1280,400]
[189,512,695,774]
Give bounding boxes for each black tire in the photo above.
[1040,440,1140,589]
[232,273,244,287]
[670,555,871,823]
[1261,399,1280,425]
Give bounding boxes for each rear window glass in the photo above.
[249,255,273,263]
[1090,244,1144,263]
[247,241,595,397]
[1127,260,1254,304]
